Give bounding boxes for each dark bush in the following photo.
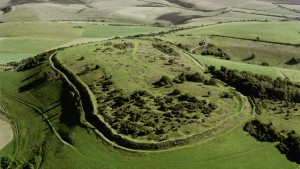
[153,76,173,87]
[286,57,300,65]
[173,72,186,83]
[185,72,204,82]
[243,120,282,142]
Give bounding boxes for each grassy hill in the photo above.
[0,37,297,169]
[0,1,300,168]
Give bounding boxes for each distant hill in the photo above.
[2,0,300,25]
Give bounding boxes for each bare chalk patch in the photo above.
[0,117,13,150]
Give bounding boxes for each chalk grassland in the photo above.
[175,21,300,44]
[0,42,296,169]
[0,22,168,63]
[0,64,64,161]
[55,39,242,142]
[196,55,281,78]
[195,54,300,82]
[40,122,296,169]
[196,37,300,69]
[160,21,300,80]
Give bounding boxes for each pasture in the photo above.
[0,3,299,168]
[176,21,300,44]
[0,37,297,169]
[55,38,244,142]
[0,21,168,63]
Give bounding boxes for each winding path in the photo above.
[190,37,208,53]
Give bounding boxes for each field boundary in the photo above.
[211,34,300,47]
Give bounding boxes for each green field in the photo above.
[176,21,300,44]
[0,22,168,63]
[0,11,300,169]
[0,45,297,169]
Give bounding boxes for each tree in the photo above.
[286,57,300,65]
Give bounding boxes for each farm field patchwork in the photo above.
[0,22,168,63]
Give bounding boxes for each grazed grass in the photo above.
[176,21,300,44]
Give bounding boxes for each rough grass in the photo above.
[55,39,241,142]
[0,62,296,169]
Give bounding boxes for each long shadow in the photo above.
[43,114,59,122]
[35,104,60,118]
[42,104,60,115]
[49,100,61,106]
[42,127,51,132]
[31,81,51,93]
[21,72,39,82]
[60,83,81,127]
[242,56,255,61]
[19,76,48,92]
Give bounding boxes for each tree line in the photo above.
[244,119,300,163]
[208,66,300,103]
